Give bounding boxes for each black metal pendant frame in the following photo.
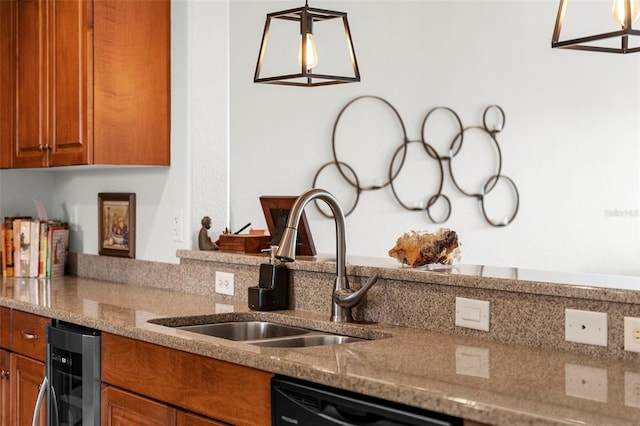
[552,0,640,53]
[254,4,361,87]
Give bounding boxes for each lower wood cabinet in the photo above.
[101,333,272,426]
[102,386,177,426]
[0,350,9,426]
[101,386,225,426]
[9,353,45,426]
[0,309,47,426]
[0,308,9,349]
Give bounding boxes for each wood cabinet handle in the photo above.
[0,370,8,379]
[20,331,38,340]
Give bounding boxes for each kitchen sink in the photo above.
[177,321,311,341]
[148,313,376,348]
[252,334,364,348]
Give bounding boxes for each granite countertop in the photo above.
[2,276,640,426]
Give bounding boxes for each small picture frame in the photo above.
[260,196,316,256]
[98,193,136,258]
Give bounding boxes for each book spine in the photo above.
[29,220,39,278]
[50,227,69,278]
[18,220,31,278]
[3,219,13,278]
[1,224,6,278]
[38,221,48,278]
[13,219,21,278]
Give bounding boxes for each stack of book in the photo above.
[1,216,69,278]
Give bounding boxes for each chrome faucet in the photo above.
[275,188,378,322]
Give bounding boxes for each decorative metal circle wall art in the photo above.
[312,96,520,227]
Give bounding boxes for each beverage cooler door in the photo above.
[46,321,101,426]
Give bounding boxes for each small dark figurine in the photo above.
[199,216,218,251]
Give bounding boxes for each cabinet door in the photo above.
[102,333,272,425]
[0,350,9,426]
[93,0,170,166]
[14,0,48,168]
[47,0,92,166]
[177,411,225,426]
[0,0,14,168]
[101,385,176,426]
[9,353,45,426]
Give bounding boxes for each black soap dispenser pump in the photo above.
[248,246,289,311]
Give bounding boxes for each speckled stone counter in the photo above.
[2,274,640,425]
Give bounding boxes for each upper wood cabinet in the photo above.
[0,1,13,168]
[8,0,170,169]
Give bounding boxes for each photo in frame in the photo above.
[259,196,316,256]
[98,193,136,258]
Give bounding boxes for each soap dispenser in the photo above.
[248,246,289,311]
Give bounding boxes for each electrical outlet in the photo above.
[623,317,640,353]
[455,297,490,331]
[171,210,183,242]
[215,271,234,296]
[565,309,607,347]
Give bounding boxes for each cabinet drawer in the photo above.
[0,308,9,350]
[10,311,48,361]
[102,333,272,426]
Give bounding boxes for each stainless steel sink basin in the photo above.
[252,334,364,348]
[177,321,310,341]
[149,314,373,348]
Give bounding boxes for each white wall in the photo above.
[0,0,638,277]
[0,0,230,264]
[230,0,640,276]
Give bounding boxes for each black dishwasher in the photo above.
[272,376,462,426]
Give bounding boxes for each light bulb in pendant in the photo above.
[612,0,640,26]
[298,33,318,71]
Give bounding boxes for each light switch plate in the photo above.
[455,297,490,331]
[565,309,607,346]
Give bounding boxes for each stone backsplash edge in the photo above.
[68,251,640,360]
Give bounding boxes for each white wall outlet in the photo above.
[565,363,608,402]
[565,309,607,346]
[623,317,640,353]
[455,297,490,331]
[171,210,184,242]
[215,271,234,296]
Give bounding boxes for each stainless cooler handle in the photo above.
[32,375,48,426]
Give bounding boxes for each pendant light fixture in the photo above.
[552,0,640,53]
[254,1,361,87]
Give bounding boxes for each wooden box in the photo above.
[217,234,271,254]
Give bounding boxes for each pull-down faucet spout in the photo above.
[275,188,377,322]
